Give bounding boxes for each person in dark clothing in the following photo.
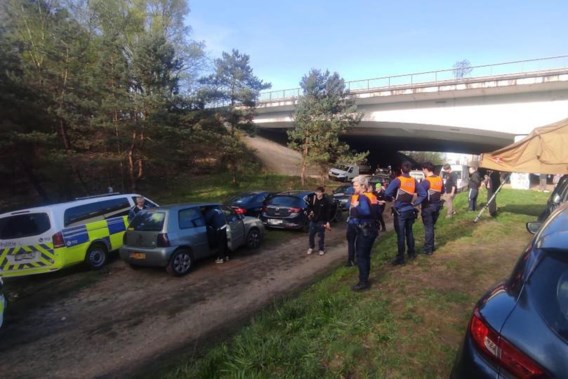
[420,162,445,255]
[468,166,482,211]
[306,187,331,256]
[385,161,427,265]
[203,207,229,264]
[345,190,358,267]
[349,175,380,291]
[442,164,458,217]
[484,170,502,217]
[128,196,150,222]
[374,182,387,232]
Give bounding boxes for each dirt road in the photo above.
[0,223,366,378]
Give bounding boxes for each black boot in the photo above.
[351,282,369,291]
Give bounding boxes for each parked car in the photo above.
[260,191,341,231]
[120,203,264,276]
[537,174,568,222]
[409,169,425,182]
[224,191,274,218]
[0,193,158,278]
[451,201,568,378]
[332,184,355,211]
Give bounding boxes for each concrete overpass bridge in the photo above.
[254,56,568,163]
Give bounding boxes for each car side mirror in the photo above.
[552,194,561,205]
[526,222,541,234]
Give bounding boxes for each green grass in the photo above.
[161,188,549,379]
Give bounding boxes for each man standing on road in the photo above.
[204,207,229,264]
[349,175,380,291]
[442,164,457,217]
[306,187,331,256]
[468,166,482,211]
[420,162,444,255]
[385,161,427,265]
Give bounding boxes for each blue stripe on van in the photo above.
[62,225,89,247]
[107,217,127,235]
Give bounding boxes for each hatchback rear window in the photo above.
[232,194,255,204]
[0,213,51,239]
[129,212,166,231]
[269,196,303,207]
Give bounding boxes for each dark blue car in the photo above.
[225,191,274,218]
[451,201,568,378]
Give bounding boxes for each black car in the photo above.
[451,201,568,378]
[332,184,355,210]
[225,191,274,218]
[260,191,341,231]
[537,174,568,221]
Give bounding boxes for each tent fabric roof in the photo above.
[479,117,568,175]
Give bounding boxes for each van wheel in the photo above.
[246,228,262,249]
[86,244,108,270]
[166,249,193,276]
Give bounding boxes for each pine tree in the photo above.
[288,69,366,185]
[198,50,271,184]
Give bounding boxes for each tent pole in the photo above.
[473,174,510,223]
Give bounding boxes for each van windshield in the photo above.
[0,213,51,239]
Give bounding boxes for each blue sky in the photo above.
[187,0,568,91]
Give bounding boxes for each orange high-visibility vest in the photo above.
[425,175,443,202]
[396,176,416,203]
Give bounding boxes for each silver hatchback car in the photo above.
[120,203,264,276]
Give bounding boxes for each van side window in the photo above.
[64,198,131,227]
[0,213,51,239]
[130,197,158,208]
[178,208,205,229]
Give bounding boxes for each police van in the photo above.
[0,194,158,278]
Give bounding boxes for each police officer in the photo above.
[385,161,427,265]
[345,187,358,267]
[349,175,380,291]
[420,162,444,255]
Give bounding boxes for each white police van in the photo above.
[0,193,158,278]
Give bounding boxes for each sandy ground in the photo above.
[243,135,321,177]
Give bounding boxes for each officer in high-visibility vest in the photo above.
[348,175,381,291]
[385,161,427,265]
[420,161,445,255]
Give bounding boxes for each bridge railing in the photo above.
[259,55,568,102]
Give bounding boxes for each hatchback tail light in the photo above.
[234,207,246,215]
[52,232,65,248]
[470,308,548,379]
[156,233,170,247]
[289,207,302,214]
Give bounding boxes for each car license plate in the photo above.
[8,251,40,264]
[268,219,283,225]
[130,252,146,260]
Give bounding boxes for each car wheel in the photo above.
[85,243,108,270]
[246,228,262,249]
[166,249,193,276]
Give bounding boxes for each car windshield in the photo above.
[129,211,166,231]
[334,186,352,194]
